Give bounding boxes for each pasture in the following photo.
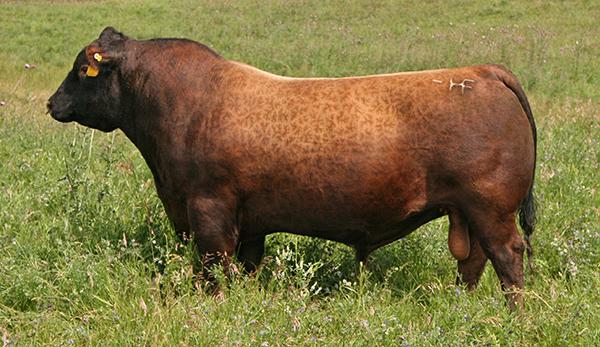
[1,1,599,345]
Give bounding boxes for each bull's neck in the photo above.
[116,40,224,184]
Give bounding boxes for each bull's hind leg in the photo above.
[448,210,488,289]
[468,210,525,310]
[456,229,488,289]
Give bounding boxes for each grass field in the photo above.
[1,0,599,345]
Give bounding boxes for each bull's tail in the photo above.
[489,64,537,272]
[519,186,536,272]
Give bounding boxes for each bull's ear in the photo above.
[84,27,128,75]
[98,26,128,42]
[97,27,128,60]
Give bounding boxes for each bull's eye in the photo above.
[79,65,88,76]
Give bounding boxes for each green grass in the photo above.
[1,0,599,345]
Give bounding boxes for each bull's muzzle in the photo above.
[47,94,72,122]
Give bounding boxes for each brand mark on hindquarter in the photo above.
[449,78,476,94]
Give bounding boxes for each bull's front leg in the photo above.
[186,196,239,293]
[236,235,266,273]
[159,195,191,242]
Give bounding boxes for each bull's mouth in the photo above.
[50,111,74,122]
[49,110,74,123]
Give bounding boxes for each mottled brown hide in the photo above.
[48,28,537,308]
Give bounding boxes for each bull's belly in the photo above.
[239,186,438,247]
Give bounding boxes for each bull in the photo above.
[48,27,536,308]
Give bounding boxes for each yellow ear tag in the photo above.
[86,65,99,77]
[93,53,103,62]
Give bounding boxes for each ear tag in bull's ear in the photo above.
[86,52,103,77]
[86,65,100,77]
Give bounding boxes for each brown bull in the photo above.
[48,27,536,308]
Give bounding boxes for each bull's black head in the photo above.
[48,27,128,132]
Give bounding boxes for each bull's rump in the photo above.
[210,64,534,235]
